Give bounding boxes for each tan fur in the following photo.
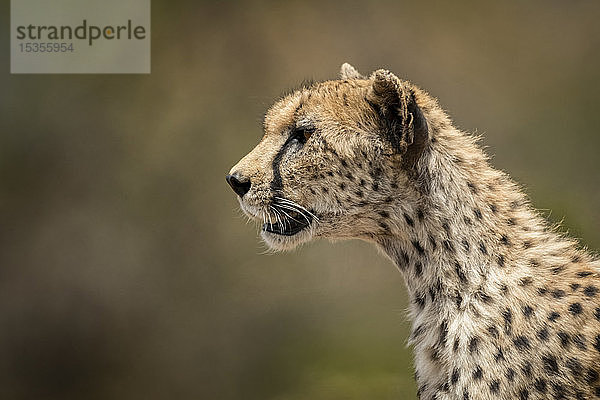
[228,64,600,399]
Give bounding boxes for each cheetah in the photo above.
[226,63,600,400]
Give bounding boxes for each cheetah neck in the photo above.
[370,126,596,398]
[375,127,580,334]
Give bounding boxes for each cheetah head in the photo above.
[227,64,431,251]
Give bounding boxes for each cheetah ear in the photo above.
[340,63,364,79]
[368,69,429,168]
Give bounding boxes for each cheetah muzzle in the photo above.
[226,63,600,400]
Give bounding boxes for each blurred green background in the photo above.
[1,1,599,399]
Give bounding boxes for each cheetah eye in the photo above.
[292,127,315,145]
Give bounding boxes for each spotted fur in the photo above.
[227,63,600,400]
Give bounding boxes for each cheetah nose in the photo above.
[226,173,252,198]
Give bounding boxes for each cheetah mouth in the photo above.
[263,210,313,236]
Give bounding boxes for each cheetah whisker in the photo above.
[277,208,305,225]
[270,206,287,231]
[274,197,319,221]
[273,203,312,225]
